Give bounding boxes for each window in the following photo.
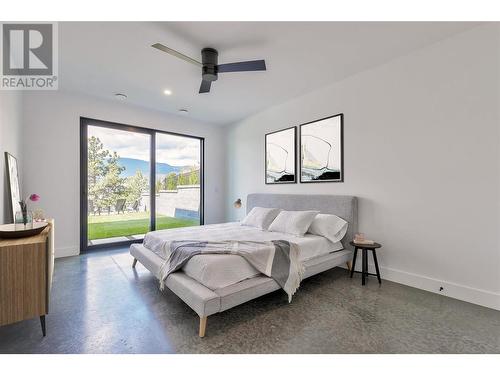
[80,117,204,250]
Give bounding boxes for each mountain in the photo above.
[117,157,183,178]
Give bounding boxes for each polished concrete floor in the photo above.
[0,247,499,354]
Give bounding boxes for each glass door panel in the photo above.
[87,125,151,246]
[155,133,201,230]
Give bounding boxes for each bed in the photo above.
[130,193,358,337]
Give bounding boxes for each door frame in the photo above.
[80,117,204,251]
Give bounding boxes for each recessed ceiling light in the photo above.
[115,93,127,100]
[179,109,188,114]
[163,89,172,96]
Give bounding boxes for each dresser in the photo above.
[0,219,54,336]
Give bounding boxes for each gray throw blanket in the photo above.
[158,240,304,302]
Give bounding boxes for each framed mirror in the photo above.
[5,152,21,223]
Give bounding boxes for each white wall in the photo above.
[0,91,23,224]
[22,90,226,258]
[225,24,500,310]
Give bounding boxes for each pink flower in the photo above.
[29,194,40,202]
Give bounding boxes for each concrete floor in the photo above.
[0,247,499,354]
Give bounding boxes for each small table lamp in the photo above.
[233,198,242,209]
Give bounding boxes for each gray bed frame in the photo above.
[130,193,358,337]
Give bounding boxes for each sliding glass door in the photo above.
[80,118,203,250]
[155,133,202,230]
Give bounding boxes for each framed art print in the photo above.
[265,126,297,184]
[300,113,343,183]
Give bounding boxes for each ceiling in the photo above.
[59,22,478,126]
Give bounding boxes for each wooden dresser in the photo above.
[0,220,54,336]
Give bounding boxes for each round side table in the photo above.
[349,241,382,285]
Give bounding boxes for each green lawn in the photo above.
[88,211,198,240]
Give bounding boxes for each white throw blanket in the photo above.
[157,240,305,302]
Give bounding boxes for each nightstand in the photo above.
[349,241,382,286]
[0,220,54,336]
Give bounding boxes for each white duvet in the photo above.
[143,222,343,290]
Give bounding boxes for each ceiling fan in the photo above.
[152,43,267,94]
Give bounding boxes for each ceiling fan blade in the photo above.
[217,60,266,73]
[199,80,211,93]
[151,43,202,67]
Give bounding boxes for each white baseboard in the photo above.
[344,263,500,311]
[55,246,79,258]
[53,246,499,309]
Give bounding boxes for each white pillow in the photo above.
[308,214,348,243]
[268,210,320,236]
[241,207,281,230]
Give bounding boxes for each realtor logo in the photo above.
[1,22,58,90]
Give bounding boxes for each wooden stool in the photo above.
[349,241,382,285]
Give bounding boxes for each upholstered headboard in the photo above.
[246,193,358,250]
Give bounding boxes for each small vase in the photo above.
[15,210,33,229]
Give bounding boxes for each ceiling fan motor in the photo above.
[201,48,218,82]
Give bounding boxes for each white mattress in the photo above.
[142,222,343,290]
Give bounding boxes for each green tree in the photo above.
[155,180,162,194]
[87,136,109,214]
[189,169,200,185]
[87,137,131,215]
[165,172,178,190]
[178,167,200,186]
[100,152,126,214]
[126,170,148,206]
